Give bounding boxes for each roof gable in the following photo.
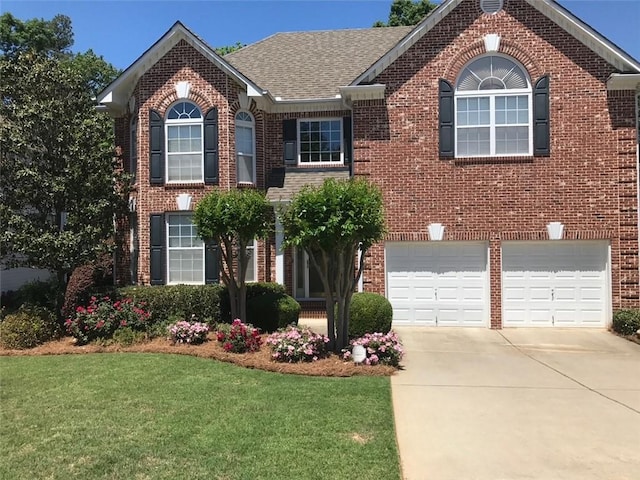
[96,22,264,116]
[354,0,640,86]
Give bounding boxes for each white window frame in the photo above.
[454,55,532,158]
[235,111,256,185]
[166,213,205,285]
[297,118,343,165]
[165,102,204,184]
[244,240,257,283]
[129,116,137,183]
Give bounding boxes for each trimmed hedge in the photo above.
[348,292,393,338]
[0,306,59,349]
[612,309,640,336]
[219,282,287,323]
[248,293,300,332]
[118,285,223,325]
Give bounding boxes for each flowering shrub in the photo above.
[216,319,262,353]
[343,331,404,366]
[65,296,151,345]
[168,319,210,345]
[266,325,330,363]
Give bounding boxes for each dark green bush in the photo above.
[0,306,59,349]
[247,293,300,332]
[118,285,223,325]
[219,282,287,323]
[1,278,62,314]
[348,292,393,338]
[612,309,640,336]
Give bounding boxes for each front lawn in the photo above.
[0,354,400,479]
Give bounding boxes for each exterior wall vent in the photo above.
[480,0,504,14]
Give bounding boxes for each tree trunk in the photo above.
[56,269,67,323]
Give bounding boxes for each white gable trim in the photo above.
[353,0,640,86]
[97,22,265,116]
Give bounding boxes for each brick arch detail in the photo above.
[443,39,543,85]
[154,88,214,117]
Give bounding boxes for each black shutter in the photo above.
[439,79,455,158]
[283,119,297,165]
[533,75,550,157]
[149,214,165,285]
[204,241,219,284]
[149,110,164,184]
[204,108,219,184]
[343,116,353,167]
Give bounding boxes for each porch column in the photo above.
[275,216,284,284]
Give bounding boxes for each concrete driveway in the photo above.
[391,328,640,480]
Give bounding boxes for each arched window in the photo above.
[235,111,255,184]
[455,55,532,157]
[165,101,203,182]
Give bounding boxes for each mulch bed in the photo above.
[0,334,398,377]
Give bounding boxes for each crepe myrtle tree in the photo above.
[281,178,386,351]
[193,189,272,322]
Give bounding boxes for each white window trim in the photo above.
[297,118,343,166]
[130,116,138,183]
[454,89,533,157]
[165,102,204,184]
[235,111,256,185]
[454,54,533,158]
[166,213,205,285]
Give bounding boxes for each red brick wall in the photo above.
[352,0,639,323]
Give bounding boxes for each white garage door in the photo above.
[502,241,609,327]
[386,242,489,326]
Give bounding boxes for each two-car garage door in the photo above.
[385,241,609,327]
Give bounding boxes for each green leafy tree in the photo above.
[215,42,245,56]
[281,179,386,351]
[193,189,272,322]
[373,0,437,27]
[0,14,125,317]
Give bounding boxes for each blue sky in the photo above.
[2,0,639,70]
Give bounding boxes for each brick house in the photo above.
[98,0,640,328]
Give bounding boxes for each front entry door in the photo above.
[294,248,324,299]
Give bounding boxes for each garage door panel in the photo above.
[502,241,608,327]
[387,242,488,327]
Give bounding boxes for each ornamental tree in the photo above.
[0,14,125,317]
[281,178,386,351]
[193,189,272,322]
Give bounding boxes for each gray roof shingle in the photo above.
[266,168,350,202]
[225,27,413,100]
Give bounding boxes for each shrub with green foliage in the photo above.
[0,306,59,349]
[219,282,287,322]
[348,292,393,338]
[247,294,300,332]
[1,278,62,314]
[118,285,223,325]
[215,319,262,353]
[612,309,640,336]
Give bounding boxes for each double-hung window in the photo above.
[235,111,255,184]
[167,213,204,284]
[130,116,137,182]
[299,119,342,164]
[455,55,532,157]
[245,240,257,282]
[166,102,203,182]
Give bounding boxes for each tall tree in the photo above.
[193,189,272,322]
[215,42,245,56]
[281,179,386,351]
[373,0,437,27]
[0,14,126,316]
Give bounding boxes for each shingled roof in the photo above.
[225,27,413,100]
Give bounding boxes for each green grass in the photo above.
[0,354,400,480]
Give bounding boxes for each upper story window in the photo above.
[235,111,255,184]
[165,102,203,183]
[455,55,532,157]
[299,119,342,164]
